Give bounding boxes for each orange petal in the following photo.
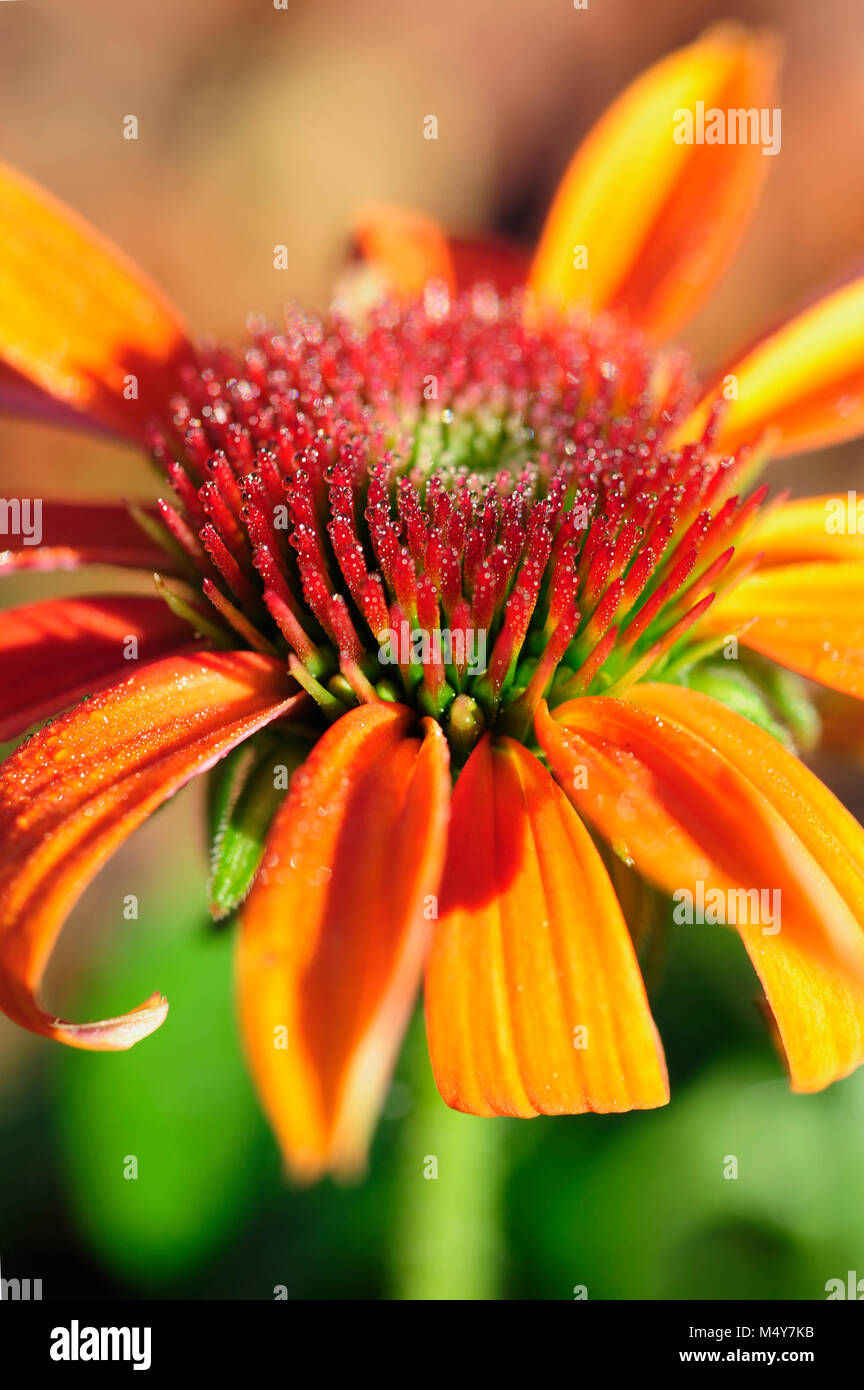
[237,703,450,1181]
[631,682,864,931]
[0,651,297,1049]
[735,495,864,566]
[529,24,779,339]
[0,499,184,577]
[631,683,864,1092]
[351,204,456,298]
[425,736,668,1118]
[0,593,204,740]
[0,159,195,440]
[676,276,864,455]
[705,562,864,698]
[536,694,864,1091]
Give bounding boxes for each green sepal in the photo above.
[679,659,794,748]
[207,730,310,921]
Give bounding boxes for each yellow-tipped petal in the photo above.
[675,276,864,455]
[735,495,864,566]
[529,24,779,340]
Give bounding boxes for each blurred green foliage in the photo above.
[1,874,864,1300]
[55,919,264,1282]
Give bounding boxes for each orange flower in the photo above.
[3,23,864,1182]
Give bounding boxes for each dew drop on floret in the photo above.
[147,284,763,757]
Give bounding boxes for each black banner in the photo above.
[0,1298,860,1375]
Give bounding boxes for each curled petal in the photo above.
[0,652,298,1049]
[238,703,450,1182]
[676,276,864,455]
[705,562,864,699]
[536,694,864,1092]
[425,736,668,1118]
[0,159,195,439]
[0,593,203,741]
[0,499,185,577]
[529,24,779,338]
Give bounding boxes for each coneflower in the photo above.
[2,24,864,1182]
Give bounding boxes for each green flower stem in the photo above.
[392,1022,505,1301]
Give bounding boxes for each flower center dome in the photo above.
[149,286,760,754]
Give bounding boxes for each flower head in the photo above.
[141,289,759,750]
[3,24,864,1181]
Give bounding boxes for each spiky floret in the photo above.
[146,284,765,757]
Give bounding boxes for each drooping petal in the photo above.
[0,500,184,577]
[529,24,779,339]
[0,651,298,1049]
[351,204,529,298]
[0,594,203,741]
[631,683,864,1092]
[735,496,864,566]
[704,563,864,698]
[237,703,450,1182]
[536,695,864,1091]
[631,683,864,930]
[425,736,668,1118]
[0,159,195,440]
[676,276,864,455]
